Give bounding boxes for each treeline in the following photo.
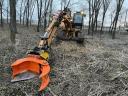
[0,0,54,43]
[0,0,128,43]
[87,0,127,39]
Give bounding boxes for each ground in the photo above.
[1,25,128,96]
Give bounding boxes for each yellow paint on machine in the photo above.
[40,51,49,60]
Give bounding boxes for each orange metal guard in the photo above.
[11,55,50,91]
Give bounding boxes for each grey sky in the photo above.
[2,0,128,26]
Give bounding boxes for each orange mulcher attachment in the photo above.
[11,54,50,91]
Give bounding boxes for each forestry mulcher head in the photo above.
[11,52,50,91]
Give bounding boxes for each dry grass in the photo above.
[0,25,128,96]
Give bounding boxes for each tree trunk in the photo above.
[9,0,17,43]
[37,0,43,32]
[7,6,9,24]
[88,0,91,35]
[100,0,110,37]
[109,0,124,39]
[112,12,119,39]
[0,2,3,27]
[124,10,128,26]
[30,0,36,26]
[20,0,23,24]
[43,0,47,32]
[100,13,105,36]
[26,0,29,27]
[49,0,53,23]
[43,0,51,31]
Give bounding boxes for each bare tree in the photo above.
[29,0,36,26]
[87,0,102,36]
[43,0,51,31]
[48,0,53,23]
[7,0,9,24]
[22,0,31,27]
[19,0,23,24]
[100,0,110,36]
[109,0,124,39]
[87,0,91,35]
[9,0,17,43]
[26,0,30,27]
[93,0,102,32]
[22,0,27,25]
[0,0,4,27]
[36,0,43,32]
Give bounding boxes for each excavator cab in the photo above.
[72,12,84,30]
[72,11,85,43]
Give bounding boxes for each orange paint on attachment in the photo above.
[11,55,50,91]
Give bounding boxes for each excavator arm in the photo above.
[11,11,64,92]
